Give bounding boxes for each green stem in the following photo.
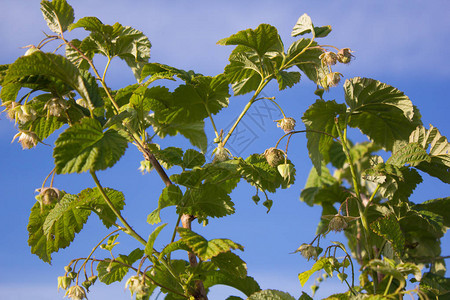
[76,228,122,284]
[90,170,147,246]
[274,129,339,149]
[222,78,270,146]
[102,57,112,83]
[205,104,219,139]
[364,184,381,215]
[384,275,394,296]
[254,97,286,118]
[281,32,315,70]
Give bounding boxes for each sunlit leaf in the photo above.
[248,289,296,300]
[370,215,405,256]
[40,0,74,33]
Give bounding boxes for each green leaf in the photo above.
[100,234,119,251]
[231,73,262,96]
[275,71,301,90]
[28,193,90,263]
[145,224,167,257]
[218,24,283,57]
[77,187,125,228]
[239,154,294,193]
[147,185,182,225]
[299,292,314,300]
[3,52,102,109]
[40,0,74,33]
[298,258,329,286]
[344,77,417,150]
[410,125,450,183]
[53,118,128,174]
[211,252,247,278]
[287,39,325,84]
[177,228,243,260]
[413,197,450,227]
[248,289,296,300]
[420,273,450,297]
[179,183,235,220]
[302,99,346,174]
[370,215,405,256]
[300,164,337,206]
[202,271,260,297]
[27,116,64,141]
[147,145,183,169]
[387,142,430,167]
[291,14,314,37]
[97,248,144,284]
[65,39,92,71]
[182,149,205,169]
[158,240,191,260]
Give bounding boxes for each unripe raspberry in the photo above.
[328,215,348,232]
[65,285,87,300]
[276,117,296,133]
[319,51,338,66]
[44,97,68,117]
[323,72,343,89]
[337,48,354,64]
[125,275,148,296]
[213,145,231,163]
[16,104,36,124]
[296,244,319,261]
[12,131,39,149]
[37,187,61,205]
[264,147,285,167]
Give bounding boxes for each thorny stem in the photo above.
[90,170,147,246]
[75,228,122,285]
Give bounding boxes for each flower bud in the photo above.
[16,104,36,124]
[44,97,68,117]
[319,51,338,66]
[295,244,319,261]
[276,117,296,133]
[57,276,72,291]
[65,285,87,300]
[81,280,92,292]
[12,131,39,149]
[125,275,147,296]
[88,275,97,284]
[64,266,72,273]
[24,46,41,56]
[213,145,231,163]
[264,147,285,167]
[337,48,354,64]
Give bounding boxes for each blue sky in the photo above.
[0,1,449,299]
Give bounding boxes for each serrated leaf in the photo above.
[158,240,191,260]
[2,52,101,109]
[27,116,64,141]
[182,149,205,169]
[410,125,450,183]
[53,118,128,174]
[28,193,90,263]
[370,215,405,256]
[287,39,325,84]
[420,273,450,296]
[275,71,301,90]
[414,197,450,227]
[40,0,74,33]
[291,14,314,37]
[344,77,417,150]
[178,183,235,219]
[147,185,182,225]
[177,228,243,261]
[218,24,283,57]
[248,289,296,300]
[77,187,125,228]
[211,252,247,278]
[97,248,144,284]
[231,73,262,96]
[148,145,183,169]
[302,99,346,174]
[145,224,167,257]
[299,292,314,300]
[387,142,430,167]
[202,271,260,297]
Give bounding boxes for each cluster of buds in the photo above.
[264,147,285,167]
[12,130,39,149]
[44,97,68,117]
[64,285,87,300]
[213,145,231,163]
[276,117,296,133]
[125,275,149,297]
[36,187,61,205]
[295,243,320,261]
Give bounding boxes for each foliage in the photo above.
[1,1,449,299]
